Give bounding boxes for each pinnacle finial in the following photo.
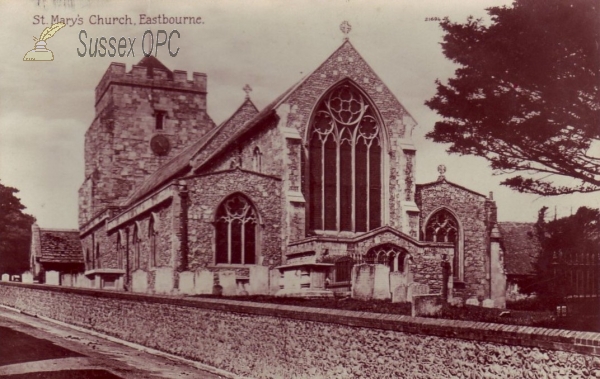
[437,164,446,181]
[243,84,252,99]
[340,21,352,40]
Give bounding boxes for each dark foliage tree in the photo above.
[0,181,35,274]
[426,0,600,195]
[523,206,600,306]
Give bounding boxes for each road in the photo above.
[0,307,230,379]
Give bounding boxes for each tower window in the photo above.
[155,111,166,130]
[308,82,383,233]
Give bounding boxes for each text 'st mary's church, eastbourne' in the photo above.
[71,23,507,307]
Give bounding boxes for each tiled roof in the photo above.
[124,98,259,206]
[136,56,174,79]
[39,229,83,264]
[498,222,541,276]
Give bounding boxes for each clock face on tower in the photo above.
[150,134,171,156]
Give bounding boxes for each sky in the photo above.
[0,0,597,229]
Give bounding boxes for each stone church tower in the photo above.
[78,56,214,226]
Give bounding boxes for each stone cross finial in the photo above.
[437,164,446,181]
[243,84,252,99]
[340,21,352,40]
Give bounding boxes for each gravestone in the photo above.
[249,266,269,295]
[466,297,480,306]
[45,271,60,285]
[178,271,195,295]
[61,273,73,287]
[218,271,237,296]
[155,267,174,294]
[1,274,9,282]
[392,284,409,303]
[269,269,280,295]
[21,272,33,284]
[373,265,391,300]
[482,299,495,308]
[449,297,465,308]
[194,270,213,295]
[132,270,148,293]
[351,264,376,300]
[407,283,429,303]
[412,294,444,317]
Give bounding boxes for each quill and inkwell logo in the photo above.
[23,22,66,61]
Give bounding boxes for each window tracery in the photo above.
[425,209,461,279]
[308,83,382,232]
[215,194,258,265]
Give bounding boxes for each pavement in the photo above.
[0,306,233,379]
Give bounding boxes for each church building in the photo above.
[78,26,506,306]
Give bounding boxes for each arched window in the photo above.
[308,82,382,233]
[364,244,408,272]
[253,147,262,173]
[215,194,258,265]
[425,209,461,280]
[149,217,157,268]
[132,224,140,269]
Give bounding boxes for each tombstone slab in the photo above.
[249,266,269,295]
[178,271,195,295]
[45,271,60,285]
[132,270,148,293]
[373,265,391,300]
[351,264,376,300]
[1,274,9,282]
[407,283,429,303]
[466,297,480,306]
[194,270,214,295]
[218,271,237,296]
[155,267,174,294]
[61,274,73,287]
[21,272,33,284]
[269,269,280,295]
[412,294,444,317]
[391,284,409,303]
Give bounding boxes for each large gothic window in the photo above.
[308,83,382,233]
[215,194,258,265]
[425,209,461,280]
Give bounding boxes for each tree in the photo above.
[0,181,35,274]
[524,206,600,305]
[426,0,600,195]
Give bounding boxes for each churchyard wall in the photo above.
[1,282,598,379]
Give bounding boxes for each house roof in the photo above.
[38,229,83,264]
[498,222,541,276]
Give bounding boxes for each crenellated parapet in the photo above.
[94,62,207,108]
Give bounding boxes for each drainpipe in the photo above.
[179,181,190,272]
[125,228,130,291]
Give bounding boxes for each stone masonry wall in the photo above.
[80,62,214,226]
[184,169,283,272]
[416,180,492,300]
[1,283,598,379]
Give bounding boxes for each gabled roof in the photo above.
[498,222,541,276]
[416,178,488,199]
[124,98,259,205]
[38,229,83,264]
